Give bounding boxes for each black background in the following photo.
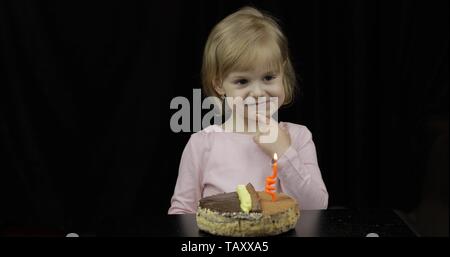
[0,0,448,235]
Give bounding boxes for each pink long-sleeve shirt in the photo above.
[168,121,328,214]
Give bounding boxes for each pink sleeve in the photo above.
[168,133,207,214]
[277,126,329,210]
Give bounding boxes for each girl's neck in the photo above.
[221,115,261,135]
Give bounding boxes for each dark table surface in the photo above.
[93,209,416,237]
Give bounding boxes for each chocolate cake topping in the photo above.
[198,183,263,213]
[246,183,262,212]
[199,192,241,213]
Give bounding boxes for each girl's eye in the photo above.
[263,75,276,81]
[235,79,248,85]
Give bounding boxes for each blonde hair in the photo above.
[201,6,297,105]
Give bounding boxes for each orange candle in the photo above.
[265,153,278,201]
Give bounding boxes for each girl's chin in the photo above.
[245,113,272,121]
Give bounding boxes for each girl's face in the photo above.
[218,66,285,121]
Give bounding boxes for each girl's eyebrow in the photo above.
[229,70,278,77]
[263,70,279,74]
[229,72,251,77]
[231,76,248,80]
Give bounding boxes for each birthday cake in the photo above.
[196,183,300,237]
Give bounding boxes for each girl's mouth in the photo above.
[244,100,272,106]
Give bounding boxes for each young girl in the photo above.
[168,6,328,214]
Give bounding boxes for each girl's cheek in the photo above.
[268,87,283,97]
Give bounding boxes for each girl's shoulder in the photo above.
[186,124,222,146]
[198,124,224,134]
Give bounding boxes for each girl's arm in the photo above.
[168,134,205,214]
[277,126,329,210]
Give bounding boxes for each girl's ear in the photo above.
[213,79,225,96]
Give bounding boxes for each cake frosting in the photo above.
[196,183,300,236]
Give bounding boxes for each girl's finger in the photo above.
[256,113,270,126]
[253,131,261,144]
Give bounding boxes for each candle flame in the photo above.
[273,153,278,161]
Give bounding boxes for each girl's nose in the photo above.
[248,83,267,98]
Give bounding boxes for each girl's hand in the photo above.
[252,114,291,158]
